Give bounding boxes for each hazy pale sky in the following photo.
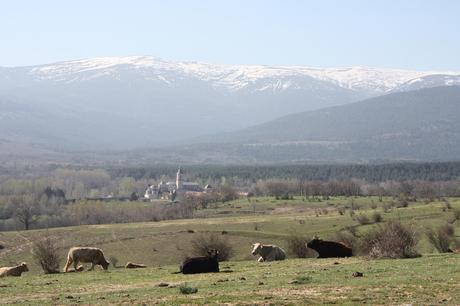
[1,0,459,70]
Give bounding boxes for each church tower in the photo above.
[176,167,183,190]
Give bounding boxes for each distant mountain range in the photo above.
[1,56,460,151]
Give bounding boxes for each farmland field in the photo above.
[1,196,459,305]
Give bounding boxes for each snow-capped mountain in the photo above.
[0,56,459,150]
[22,56,460,93]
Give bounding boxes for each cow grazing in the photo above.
[125,262,147,269]
[0,262,29,277]
[180,250,219,274]
[306,238,353,258]
[64,247,110,272]
[251,243,286,262]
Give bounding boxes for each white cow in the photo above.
[251,243,286,262]
[0,262,29,277]
[64,247,110,272]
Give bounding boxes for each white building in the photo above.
[144,167,206,200]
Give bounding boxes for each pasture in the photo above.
[0,255,459,305]
[0,196,459,304]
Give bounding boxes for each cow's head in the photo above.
[207,249,219,260]
[101,259,110,270]
[307,237,322,249]
[251,243,262,255]
[20,262,29,272]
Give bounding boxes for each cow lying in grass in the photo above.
[64,247,110,272]
[306,238,353,258]
[125,262,147,269]
[0,262,29,277]
[180,250,219,274]
[251,243,286,262]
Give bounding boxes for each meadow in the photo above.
[0,196,459,305]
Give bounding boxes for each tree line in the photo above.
[107,161,460,183]
[0,162,459,231]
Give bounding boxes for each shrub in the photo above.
[371,212,383,223]
[453,209,460,221]
[350,200,361,211]
[356,214,372,225]
[179,284,198,294]
[190,232,234,261]
[286,232,315,258]
[349,210,355,218]
[382,203,391,213]
[280,193,293,200]
[31,237,61,274]
[396,200,409,208]
[443,201,452,210]
[337,206,346,215]
[426,224,457,253]
[344,225,358,237]
[360,221,420,259]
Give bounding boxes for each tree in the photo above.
[130,192,139,201]
[218,184,238,202]
[14,196,38,230]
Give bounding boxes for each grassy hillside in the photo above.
[0,196,459,304]
[1,196,459,271]
[1,255,459,305]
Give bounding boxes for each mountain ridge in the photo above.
[1,56,460,151]
[5,55,460,94]
[173,86,460,163]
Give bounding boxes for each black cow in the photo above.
[307,238,353,258]
[180,250,219,274]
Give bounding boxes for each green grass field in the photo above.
[1,196,459,305]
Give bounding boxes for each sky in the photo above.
[0,0,459,70]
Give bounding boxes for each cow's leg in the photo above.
[73,259,79,271]
[258,256,264,262]
[64,257,73,273]
[89,262,95,271]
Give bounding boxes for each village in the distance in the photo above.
[1,1,460,305]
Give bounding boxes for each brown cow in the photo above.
[306,238,353,258]
[0,262,29,277]
[64,247,110,272]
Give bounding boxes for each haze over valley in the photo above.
[1,56,460,164]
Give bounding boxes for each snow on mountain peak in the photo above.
[21,56,460,93]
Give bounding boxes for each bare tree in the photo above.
[14,196,38,230]
[32,236,61,273]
